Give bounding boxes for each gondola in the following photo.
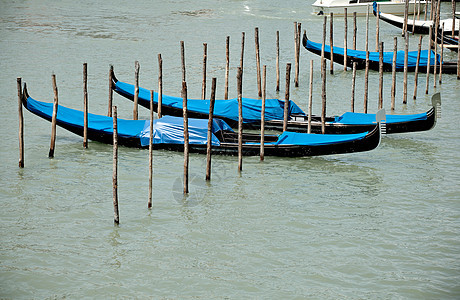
[21,84,383,157]
[302,32,458,74]
[112,71,440,134]
[373,2,459,35]
[432,28,459,53]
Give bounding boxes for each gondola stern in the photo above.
[431,92,441,121]
[302,31,308,48]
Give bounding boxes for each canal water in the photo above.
[1,0,459,298]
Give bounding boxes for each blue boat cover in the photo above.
[139,115,233,147]
[114,81,306,123]
[305,39,440,70]
[25,97,233,147]
[334,111,427,125]
[26,97,147,138]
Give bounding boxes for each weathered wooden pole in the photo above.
[49,74,58,158]
[108,65,113,117]
[351,62,357,112]
[295,23,301,87]
[364,6,370,113]
[112,105,119,225]
[308,60,313,133]
[412,0,417,35]
[83,63,88,148]
[294,22,298,87]
[376,4,380,51]
[237,67,243,172]
[255,27,262,97]
[379,42,384,110]
[202,43,207,100]
[148,90,154,209]
[457,36,460,80]
[260,65,266,161]
[158,54,163,118]
[452,0,456,36]
[276,31,280,92]
[225,36,230,99]
[181,41,186,82]
[353,12,357,50]
[433,0,440,88]
[283,63,291,132]
[439,25,444,84]
[403,34,409,104]
[321,16,327,73]
[133,61,139,120]
[391,37,397,110]
[426,25,433,94]
[330,13,334,74]
[403,0,409,37]
[413,35,423,100]
[321,58,327,134]
[17,78,24,168]
[182,81,189,194]
[240,32,245,72]
[206,78,217,180]
[424,0,428,22]
[344,8,348,71]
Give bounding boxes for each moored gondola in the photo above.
[21,84,383,157]
[112,71,440,135]
[302,32,458,74]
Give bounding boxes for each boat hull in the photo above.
[312,1,426,16]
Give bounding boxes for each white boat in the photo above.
[312,0,428,17]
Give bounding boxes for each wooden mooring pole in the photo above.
[225,36,230,99]
[439,25,444,84]
[308,60,313,133]
[353,12,357,50]
[158,54,163,118]
[112,106,119,225]
[344,8,348,71]
[283,63,291,132]
[260,65,266,161]
[351,62,357,112]
[276,31,280,92]
[295,22,301,87]
[237,67,243,172]
[364,6,370,113]
[108,65,113,117]
[182,81,189,194]
[181,41,186,82]
[402,0,409,37]
[240,32,245,73]
[453,0,456,37]
[321,58,327,134]
[413,35,423,100]
[49,74,58,158]
[206,78,217,180]
[133,61,139,120]
[202,43,207,100]
[330,13,334,75]
[148,90,154,209]
[83,63,88,148]
[403,34,409,104]
[376,4,380,52]
[391,37,397,110]
[426,25,433,94]
[379,42,384,110]
[255,27,262,97]
[17,77,24,168]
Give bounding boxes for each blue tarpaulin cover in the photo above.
[139,115,233,147]
[334,111,427,125]
[305,39,440,70]
[26,97,147,138]
[114,81,306,123]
